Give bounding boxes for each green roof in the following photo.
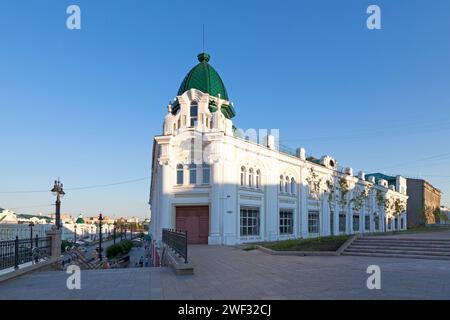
[176,53,235,119]
[366,173,397,186]
[178,53,229,100]
[75,217,85,224]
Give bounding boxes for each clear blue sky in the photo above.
[1,0,449,218]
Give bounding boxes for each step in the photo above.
[351,242,450,251]
[353,240,450,247]
[345,247,450,257]
[342,251,450,261]
[360,237,450,243]
[348,245,450,253]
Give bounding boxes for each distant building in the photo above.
[439,206,450,225]
[406,179,441,227]
[0,208,18,224]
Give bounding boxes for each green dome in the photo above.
[178,53,229,101]
[75,215,85,224]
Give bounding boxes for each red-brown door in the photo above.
[175,206,209,244]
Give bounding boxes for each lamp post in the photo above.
[120,225,123,241]
[51,179,65,229]
[113,222,117,244]
[98,213,103,261]
[74,224,77,244]
[29,222,34,257]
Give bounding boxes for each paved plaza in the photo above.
[1,232,450,299]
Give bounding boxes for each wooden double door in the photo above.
[175,206,209,244]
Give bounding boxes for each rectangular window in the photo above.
[339,212,346,233]
[240,207,260,237]
[353,214,360,232]
[365,215,370,231]
[202,164,210,184]
[400,217,404,229]
[394,217,398,230]
[176,168,183,185]
[308,210,319,234]
[279,210,293,235]
[330,211,334,235]
[190,105,198,127]
[189,164,197,184]
[375,216,380,231]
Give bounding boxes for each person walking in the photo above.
[139,256,144,268]
[144,256,149,267]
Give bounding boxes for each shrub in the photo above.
[106,240,134,259]
[61,240,72,252]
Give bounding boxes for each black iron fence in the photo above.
[0,235,52,271]
[162,229,188,263]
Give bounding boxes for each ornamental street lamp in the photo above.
[51,179,65,229]
[98,213,103,261]
[29,222,34,257]
[113,222,117,244]
[74,224,77,244]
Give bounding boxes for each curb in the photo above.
[255,235,358,257]
[0,258,61,284]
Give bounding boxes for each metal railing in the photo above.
[0,235,52,271]
[162,229,188,263]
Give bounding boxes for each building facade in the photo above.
[406,179,441,227]
[149,53,408,245]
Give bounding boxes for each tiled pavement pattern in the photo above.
[1,232,450,299]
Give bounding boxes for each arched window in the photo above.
[279,175,284,192]
[202,163,210,184]
[256,170,261,189]
[241,166,246,187]
[291,177,296,194]
[190,104,198,127]
[176,164,184,185]
[249,168,254,188]
[189,163,197,184]
[285,176,289,193]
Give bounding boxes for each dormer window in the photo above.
[190,104,198,127]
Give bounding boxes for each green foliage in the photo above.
[352,184,372,211]
[306,167,322,197]
[106,240,134,259]
[435,208,449,223]
[262,235,349,252]
[338,178,349,206]
[393,198,406,216]
[376,189,387,209]
[61,240,72,253]
[325,178,335,204]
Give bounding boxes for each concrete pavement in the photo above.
[1,241,450,299]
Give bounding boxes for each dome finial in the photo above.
[197,52,210,63]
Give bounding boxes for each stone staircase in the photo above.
[343,236,450,260]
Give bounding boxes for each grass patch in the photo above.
[260,235,350,252]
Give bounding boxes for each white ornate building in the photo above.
[149,53,408,245]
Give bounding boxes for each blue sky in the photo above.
[1,0,449,218]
